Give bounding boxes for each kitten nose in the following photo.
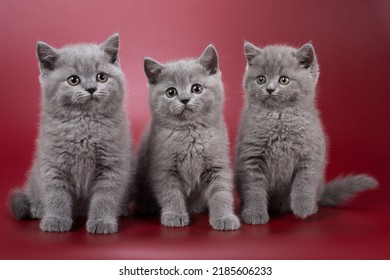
[86,88,97,94]
[181,99,190,105]
[266,88,275,94]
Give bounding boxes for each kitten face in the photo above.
[244,42,319,109]
[37,34,125,114]
[144,45,223,122]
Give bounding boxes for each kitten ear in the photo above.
[36,42,59,72]
[198,45,219,75]
[244,41,262,65]
[144,57,164,85]
[296,43,316,69]
[100,33,119,64]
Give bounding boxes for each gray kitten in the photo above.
[235,42,377,224]
[8,34,132,234]
[135,45,240,231]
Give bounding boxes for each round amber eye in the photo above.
[256,75,266,85]
[67,75,80,86]
[279,76,290,85]
[166,87,178,98]
[96,73,108,83]
[191,84,203,94]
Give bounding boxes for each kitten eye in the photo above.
[96,73,108,83]
[279,76,290,85]
[191,84,203,94]
[166,87,178,98]
[256,75,266,85]
[67,75,80,86]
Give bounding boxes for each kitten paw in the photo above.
[210,214,240,231]
[31,204,43,219]
[40,216,72,232]
[161,212,190,227]
[291,199,318,219]
[87,218,118,234]
[241,210,270,225]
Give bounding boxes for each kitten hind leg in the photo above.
[204,168,240,231]
[190,198,207,213]
[30,202,43,219]
[268,192,291,216]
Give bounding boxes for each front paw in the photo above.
[161,212,190,227]
[291,197,318,219]
[87,218,118,234]
[210,214,240,231]
[241,210,270,225]
[40,216,72,232]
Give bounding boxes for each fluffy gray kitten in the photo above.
[8,34,132,234]
[235,42,377,224]
[135,45,240,231]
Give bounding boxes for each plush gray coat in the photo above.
[135,45,240,230]
[9,34,132,234]
[235,42,377,224]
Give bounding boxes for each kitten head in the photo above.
[243,42,319,110]
[144,45,223,123]
[37,33,125,115]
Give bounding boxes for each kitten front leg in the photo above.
[40,177,73,232]
[204,167,240,231]
[87,177,123,234]
[240,180,269,225]
[290,161,321,219]
[156,175,189,227]
[236,155,270,225]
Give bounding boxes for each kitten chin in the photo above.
[8,34,133,234]
[235,42,377,224]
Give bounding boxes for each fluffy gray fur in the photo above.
[135,45,240,230]
[235,42,377,224]
[8,34,132,234]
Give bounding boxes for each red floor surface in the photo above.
[1,0,390,259]
[1,162,389,260]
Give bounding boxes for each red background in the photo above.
[0,0,389,259]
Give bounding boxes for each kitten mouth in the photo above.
[264,93,282,99]
[179,106,195,118]
[88,95,100,102]
[180,106,192,113]
[78,95,100,105]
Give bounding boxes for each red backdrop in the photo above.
[0,0,389,259]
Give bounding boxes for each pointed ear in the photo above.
[100,33,119,64]
[36,42,59,72]
[144,57,164,84]
[198,45,219,75]
[244,41,262,65]
[296,43,316,69]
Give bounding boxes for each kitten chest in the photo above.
[258,112,310,187]
[167,127,211,192]
[49,116,107,193]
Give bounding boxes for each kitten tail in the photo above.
[8,189,31,219]
[319,175,378,206]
